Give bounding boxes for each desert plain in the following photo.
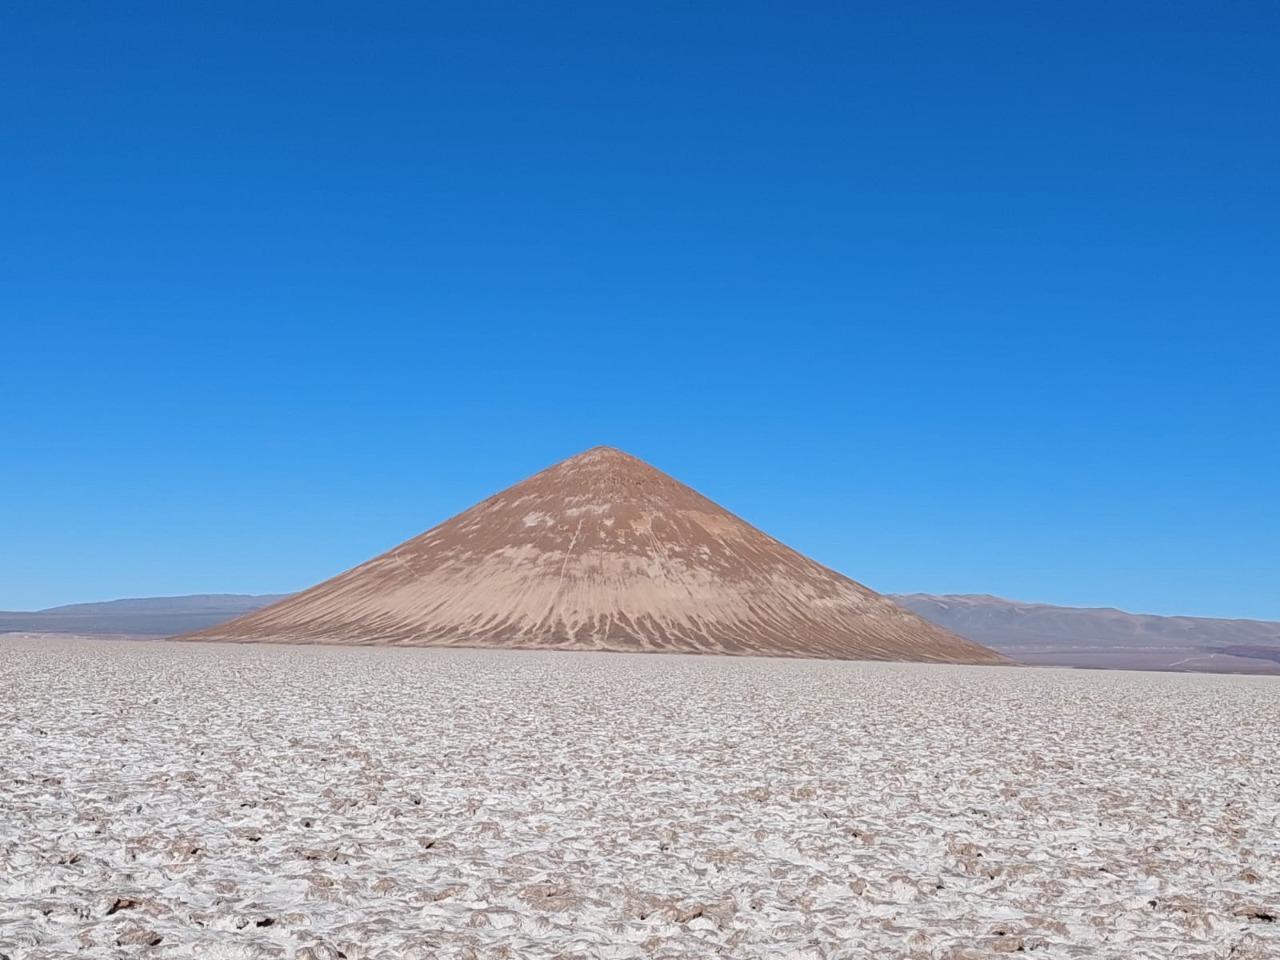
[1,636,1277,959]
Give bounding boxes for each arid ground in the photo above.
[2,637,1277,959]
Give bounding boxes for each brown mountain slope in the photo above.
[185,447,1008,664]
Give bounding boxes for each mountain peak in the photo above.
[186,449,1008,664]
[559,445,654,470]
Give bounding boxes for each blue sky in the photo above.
[3,2,1277,618]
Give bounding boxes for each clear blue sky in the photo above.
[3,2,1277,618]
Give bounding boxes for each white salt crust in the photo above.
[1,637,1277,959]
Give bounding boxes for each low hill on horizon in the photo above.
[892,593,1280,674]
[0,594,289,636]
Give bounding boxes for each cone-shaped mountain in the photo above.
[186,446,1008,663]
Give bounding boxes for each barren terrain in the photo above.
[2,636,1277,959]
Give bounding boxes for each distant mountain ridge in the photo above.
[0,594,288,636]
[891,593,1280,649]
[892,593,1280,674]
[7,588,1280,675]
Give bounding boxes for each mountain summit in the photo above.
[186,446,1007,663]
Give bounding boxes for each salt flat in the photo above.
[1,638,1277,960]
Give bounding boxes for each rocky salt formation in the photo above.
[2,636,1277,959]
[185,446,1005,664]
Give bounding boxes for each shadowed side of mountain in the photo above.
[0,594,289,636]
[893,593,1280,675]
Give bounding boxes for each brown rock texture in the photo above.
[184,446,1007,663]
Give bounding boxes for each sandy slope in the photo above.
[2,637,1276,959]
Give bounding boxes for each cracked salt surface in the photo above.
[1,637,1277,959]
